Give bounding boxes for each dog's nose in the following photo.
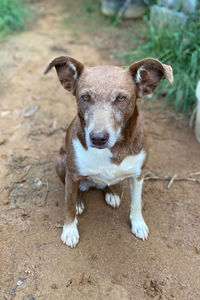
[90,130,109,147]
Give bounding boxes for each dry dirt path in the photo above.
[0,1,200,299]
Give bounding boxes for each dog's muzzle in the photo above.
[90,130,109,148]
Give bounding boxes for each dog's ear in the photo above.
[128,58,173,98]
[44,56,84,94]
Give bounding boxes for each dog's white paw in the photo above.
[61,218,79,248]
[105,193,121,208]
[130,213,149,241]
[76,201,85,215]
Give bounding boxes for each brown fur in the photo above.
[46,56,173,229]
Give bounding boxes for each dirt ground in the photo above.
[0,1,200,299]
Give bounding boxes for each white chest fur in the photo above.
[73,139,145,186]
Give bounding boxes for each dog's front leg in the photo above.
[61,171,80,248]
[129,176,149,241]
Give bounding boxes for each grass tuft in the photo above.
[124,13,200,113]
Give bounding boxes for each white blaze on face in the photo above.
[84,103,121,148]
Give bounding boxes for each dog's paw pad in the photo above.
[76,201,85,215]
[105,193,120,208]
[130,214,149,241]
[61,219,79,248]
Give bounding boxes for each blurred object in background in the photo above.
[125,0,200,114]
[150,5,188,30]
[158,0,197,13]
[101,0,147,18]
[195,80,200,143]
[151,0,198,30]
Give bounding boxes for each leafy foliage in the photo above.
[0,0,29,35]
[125,13,200,113]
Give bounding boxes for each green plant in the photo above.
[0,0,29,36]
[125,14,200,113]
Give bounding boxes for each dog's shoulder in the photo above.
[111,113,148,165]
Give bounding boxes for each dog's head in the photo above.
[45,57,173,149]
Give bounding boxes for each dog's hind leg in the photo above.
[104,183,122,208]
[56,145,67,184]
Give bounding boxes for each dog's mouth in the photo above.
[90,144,109,150]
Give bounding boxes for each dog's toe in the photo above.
[61,218,79,248]
[105,193,121,208]
[76,201,85,215]
[130,214,149,241]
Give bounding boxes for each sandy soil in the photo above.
[0,1,200,299]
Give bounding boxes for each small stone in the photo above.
[38,192,43,198]
[0,138,6,145]
[16,184,23,190]
[66,279,72,287]
[50,284,57,289]
[33,178,43,190]
[0,110,11,117]
[24,146,30,150]
[28,297,35,300]
[56,202,59,207]
[13,197,17,204]
[3,199,9,205]
[195,246,200,255]
[32,96,40,101]
[24,106,39,118]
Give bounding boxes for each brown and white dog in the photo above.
[45,57,173,248]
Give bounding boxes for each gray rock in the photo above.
[38,192,43,198]
[33,178,43,190]
[50,283,57,289]
[32,96,40,101]
[24,106,39,118]
[150,5,188,30]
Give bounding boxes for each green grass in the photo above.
[0,0,29,36]
[124,13,200,113]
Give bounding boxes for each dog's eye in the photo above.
[81,95,90,101]
[116,95,127,102]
